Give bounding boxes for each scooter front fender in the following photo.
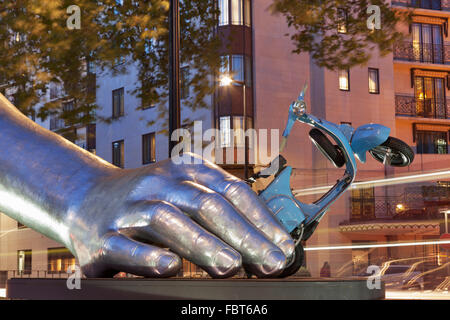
[351,124,390,163]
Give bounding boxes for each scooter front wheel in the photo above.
[369,137,414,167]
[277,244,304,278]
[309,129,346,168]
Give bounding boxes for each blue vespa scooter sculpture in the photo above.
[251,84,414,277]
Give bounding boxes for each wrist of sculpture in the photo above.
[0,94,115,248]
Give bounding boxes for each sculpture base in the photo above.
[6,277,384,300]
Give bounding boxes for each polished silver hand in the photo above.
[0,94,294,278]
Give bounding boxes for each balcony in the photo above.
[394,41,450,65]
[395,95,450,119]
[392,0,450,11]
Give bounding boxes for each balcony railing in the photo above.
[395,95,450,119]
[392,0,450,11]
[394,41,450,65]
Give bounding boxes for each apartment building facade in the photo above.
[1,0,450,285]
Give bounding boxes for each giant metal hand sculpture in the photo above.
[0,94,294,278]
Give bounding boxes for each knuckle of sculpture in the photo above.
[195,192,223,212]
[224,180,248,197]
[151,202,177,225]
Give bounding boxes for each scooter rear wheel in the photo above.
[277,244,304,278]
[369,137,414,167]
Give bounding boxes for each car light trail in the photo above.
[293,168,450,196]
[304,239,450,251]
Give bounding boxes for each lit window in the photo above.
[220,116,231,147]
[231,0,243,25]
[219,0,251,27]
[368,68,379,94]
[219,0,229,26]
[219,55,252,86]
[48,247,76,274]
[112,140,124,168]
[233,116,245,147]
[339,69,350,91]
[17,250,32,275]
[337,8,347,34]
[142,133,156,164]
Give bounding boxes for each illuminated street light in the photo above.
[219,75,234,87]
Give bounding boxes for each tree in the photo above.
[269,0,411,70]
[0,0,221,138]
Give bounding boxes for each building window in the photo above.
[219,0,251,27]
[142,133,156,164]
[233,116,245,147]
[232,55,244,82]
[48,247,76,274]
[231,0,243,25]
[112,140,124,168]
[17,250,32,275]
[351,187,375,220]
[411,0,441,10]
[181,66,190,99]
[112,87,124,118]
[63,100,74,112]
[412,23,443,64]
[368,68,380,94]
[218,0,229,26]
[337,8,347,34]
[219,55,252,86]
[219,116,231,147]
[417,131,448,154]
[414,76,446,118]
[339,69,350,91]
[87,60,96,74]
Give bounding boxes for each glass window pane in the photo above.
[231,0,243,25]
[244,0,251,27]
[368,69,379,94]
[112,140,124,168]
[220,116,231,147]
[337,8,347,33]
[233,116,244,147]
[219,55,230,85]
[143,133,156,164]
[113,88,124,117]
[232,55,244,82]
[219,0,229,26]
[339,69,349,91]
[417,131,448,154]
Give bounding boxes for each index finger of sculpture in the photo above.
[116,200,242,279]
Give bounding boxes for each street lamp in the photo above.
[219,75,249,180]
[169,0,181,157]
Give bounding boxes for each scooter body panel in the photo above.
[259,166,306,233]
[351,124,390,163]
